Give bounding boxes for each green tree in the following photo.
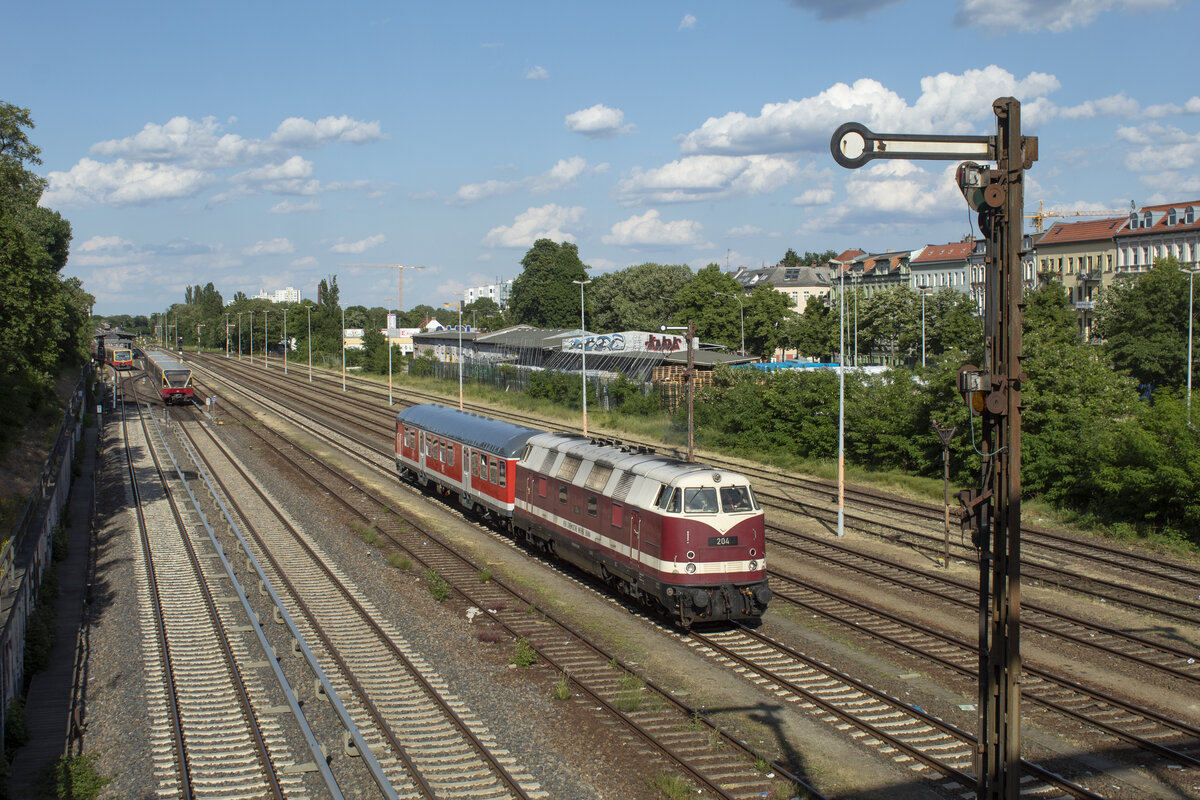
[0,102,92,442]
[1094,256,1193,389]
[463,296,504,330]
[788,295,836,361]
[781,248,801,268]
[507,239,590,328]
[742,285,794,359]
[670,263,741,345]
[588,263,693,332]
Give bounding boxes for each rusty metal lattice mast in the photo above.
[832,98,1036,799]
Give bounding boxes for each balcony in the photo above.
[1077,270,1101,283]
[1074,300,1095,311]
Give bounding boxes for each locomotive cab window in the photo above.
[660,488,681,513]
[719,485,757,513]
[684,487,718,514]
[586,496,597,517]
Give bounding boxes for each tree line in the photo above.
[0,103,94,448]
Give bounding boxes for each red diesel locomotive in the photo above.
[395,404,771,625]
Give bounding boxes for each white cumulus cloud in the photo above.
[330,234,386,254]
[679,67,1060,156]
[452,157,591,204]
[616,155,798,205]
[525,65,549,80]
[954,0,1179,33]
[244,238,295,256]
[679,14,697,29]
[603,210,706,247]
[42,158,210,206]
[483,204,585,247]
[565,104,633,139]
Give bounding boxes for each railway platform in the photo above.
[8,419,98,796]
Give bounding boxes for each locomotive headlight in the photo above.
[748,560,758,571]
[685,563,697,574]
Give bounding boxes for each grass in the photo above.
[616,672,645,712]
[49,753,113,800]
[648,773,696,800]
[510,636,537,667]
[477,567,492,583]
[552,672,572,700]
[387,553,411,570]
[422,568,450,602]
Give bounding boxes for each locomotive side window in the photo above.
[719,485,755,513]
[499,461,506,488]
[586,496,597,517]
[610,502,623,527]
[471,452,479,477]
[558,485,568,504]
[684,487,718,513]
[661,488,681,513]
[490,459,499,484]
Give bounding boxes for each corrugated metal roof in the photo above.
[395,404,540,456]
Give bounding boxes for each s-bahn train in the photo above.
[104,343,134,370]
[395,404,771,626]
[144,350,195,405]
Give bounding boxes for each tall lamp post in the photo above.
[283,308,288,375]
[238,314,242,360]
[307,306,313,383]
[341,306,346,392]
[572,279,592,436]
[1183,266,1200,425]
[264,309,269,369]
[196,322,205,354]
[919,286,933,367]
[249,312,254,365]
[441,301,464,410]
[713,291,745,355]
[225,313,230,358]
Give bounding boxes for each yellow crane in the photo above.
[338,263,426,314]
[1025,199,1132,233]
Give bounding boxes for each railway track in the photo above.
[172,410,549,799]
[189,357,820,800]
[119,380,329,799]
[179,352,1200,796]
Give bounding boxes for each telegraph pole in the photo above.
[834,98,1036,799]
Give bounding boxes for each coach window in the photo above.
[498,461,506,488]
[471,452,479,477]
[490,458,499,484]
[558,485,568,504]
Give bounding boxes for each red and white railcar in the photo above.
[394,404,538,518]
[514,432,770,625]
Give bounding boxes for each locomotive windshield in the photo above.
[719,485,757,513]
[164,369,191,388]
[683,487,718,513]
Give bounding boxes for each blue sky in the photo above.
[7,0,1199,315]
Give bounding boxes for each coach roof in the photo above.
[396,404,541,457]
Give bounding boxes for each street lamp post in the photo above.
[341,307,346,392]
[713,291,745,355]
[919,286,933,367]
[264,309,269,369]
[1183,266,1200,425]
[249,312,254,365]
[283,308,288,375]
[225,313,230,358]
[307,306,312,383]
[196,322,205,354]
[572,280,592,436]
[238,314,242,360]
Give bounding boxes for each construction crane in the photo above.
[1025,199,1132,233]
[338,263,426,314]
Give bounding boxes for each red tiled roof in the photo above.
[1115,200,1200,238]
[1040,217,1125,245]
[834,248,864,263]
[911,241,974,264]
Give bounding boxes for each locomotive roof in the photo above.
[396,404,540,457]
[525,431,726,484]
[144,349,190,371]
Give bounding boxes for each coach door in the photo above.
[631,511,642,566]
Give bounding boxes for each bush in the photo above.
[510,637,537,667]
[423,568,450,602]
[52,752,113,800]
[24,566,59,680]
[4,697,27,752]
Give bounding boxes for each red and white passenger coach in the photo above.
[395,404,771,625]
